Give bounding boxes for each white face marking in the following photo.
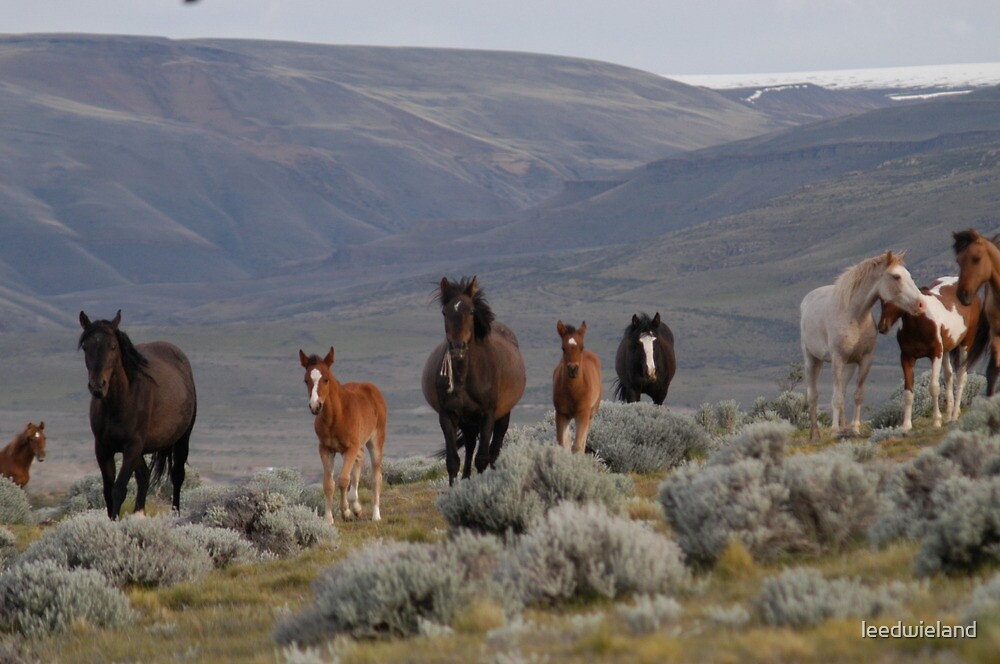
[639,334,656,377]
[454,301,461,312]
[309,368,322,409]
[34,432,40,438]
[567,338,577,346]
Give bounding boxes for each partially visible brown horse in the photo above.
[552,321,602,453]
[79,310,197,519]
[954,229,1000,394]
[299,347,386,523]
[877,277,982,429]
[0,422,46,487]
[422,277,526,485]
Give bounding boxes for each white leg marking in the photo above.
[902,389,914,431]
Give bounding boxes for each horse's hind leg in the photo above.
[488,413,511,468]
[951,348,967,421]
[348,453,363,517]
[930,354,944,427]
[171,422,194,513]
[851,355,872,435]
[96,445,117,519]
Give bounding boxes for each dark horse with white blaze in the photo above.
[422,277,526,485]
[79,310,197,519]
[614,312,676,405]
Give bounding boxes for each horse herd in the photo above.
[2,231,997,523]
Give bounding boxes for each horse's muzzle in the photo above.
[567,363,580,379]
[309,402,322,416]
[88,381,108,399]
[912,299,926,316]
[448,340,468,361]
[957,289,972,307]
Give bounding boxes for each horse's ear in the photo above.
[465,276,478,297]
[324,347,336,366]
[298,349,309,368]
[111,310,122,329]
[652,312,661,327]
[38,421,44,431]
[79,311,91,330]
[579,321,587,336]
[556,320,566,337]
[631,314,640,327]
[439,277,450,294]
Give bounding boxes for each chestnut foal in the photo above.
[299,348,386,523]
[0,421,46,487]
[552,321,602,453]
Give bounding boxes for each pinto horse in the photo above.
[800,251,924,439]
[552,321,602,453]
[0,422,46,487]
[954,229,1000,395]
[299,347,386,523]
[877,277,982,429]
[79,310,197,519]
[613,312,676,405]
[422,277,526,485]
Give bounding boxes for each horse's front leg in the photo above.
[113,445,145,519]
[439,413,461,486]
[460,424,478,479]
[572,413,591,454]
[942,351,955,423]
[319,447,335,525]
[900,354,916,431]
[804,354,823,440]
[489,413,511,466]
[555,413,571,450]
[830,356,847,432]
[133,456,150,517]
[96,443,117,520]
[951,348,967,421]
[850,355,871,435]
[338,446,362,520]
[475,414,497,474]
[929,354,943,427]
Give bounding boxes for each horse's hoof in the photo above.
[351,503,362,516]
[341,510,354,520]
[372,507,382,522]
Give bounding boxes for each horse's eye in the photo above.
[892,274,901,280]
[323,378,329,383]
[973,257,981,264]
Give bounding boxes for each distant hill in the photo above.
[0,34,784,320]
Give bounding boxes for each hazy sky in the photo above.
[2,0,999,75]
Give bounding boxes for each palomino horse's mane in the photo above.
[436,276,495,340]
[833,252,905,309]
[78,321,152,383]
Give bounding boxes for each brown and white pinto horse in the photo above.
[299,347,386,523]
[0,422,46,487]
[954,229,1000,395]
[878,277,982,429]
[552,321,602,453]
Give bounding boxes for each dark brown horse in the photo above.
[79,310,197,519]
[954,229,1000,395]
[422,277,526,485]
[0,422,46,487]
[614,312,676,405]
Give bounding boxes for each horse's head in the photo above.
[630,312,661,380]
[437,276,494,363]
[24,421,45,462]
[876,298,905,334]
[874,252,925,317]
[954,229,992,306]
[78,310,125,399]
[299,348,335,415]
[557,320,587,379]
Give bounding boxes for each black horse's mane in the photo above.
[626,312,659,337]
[436,276,495,339]
[78,321,152,383]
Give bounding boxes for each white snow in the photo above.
[667,62,1000,92]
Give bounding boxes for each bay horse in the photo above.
[422,277,526,485]
[552,321,602,453]
[0,421,46,487]
[877,276,982,429]
[613,312,676,405]
[800,251,924,439]
[79,310,197,519]
[954,229,1000,395]
[298,347,386,522]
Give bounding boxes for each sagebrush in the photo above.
[756,567,903,628]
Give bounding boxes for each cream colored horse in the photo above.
[800,251,925,439]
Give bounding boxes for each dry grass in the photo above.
[5,420,986,664]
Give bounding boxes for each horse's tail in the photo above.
[612,377,625,402]
[433,431,466,460]
[964,302,992,371]
[150,448,173,487]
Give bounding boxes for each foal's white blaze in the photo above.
[310,368,322,410]
[640,334,656,377]
[567,338,578,346]
[34,432,40,438]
